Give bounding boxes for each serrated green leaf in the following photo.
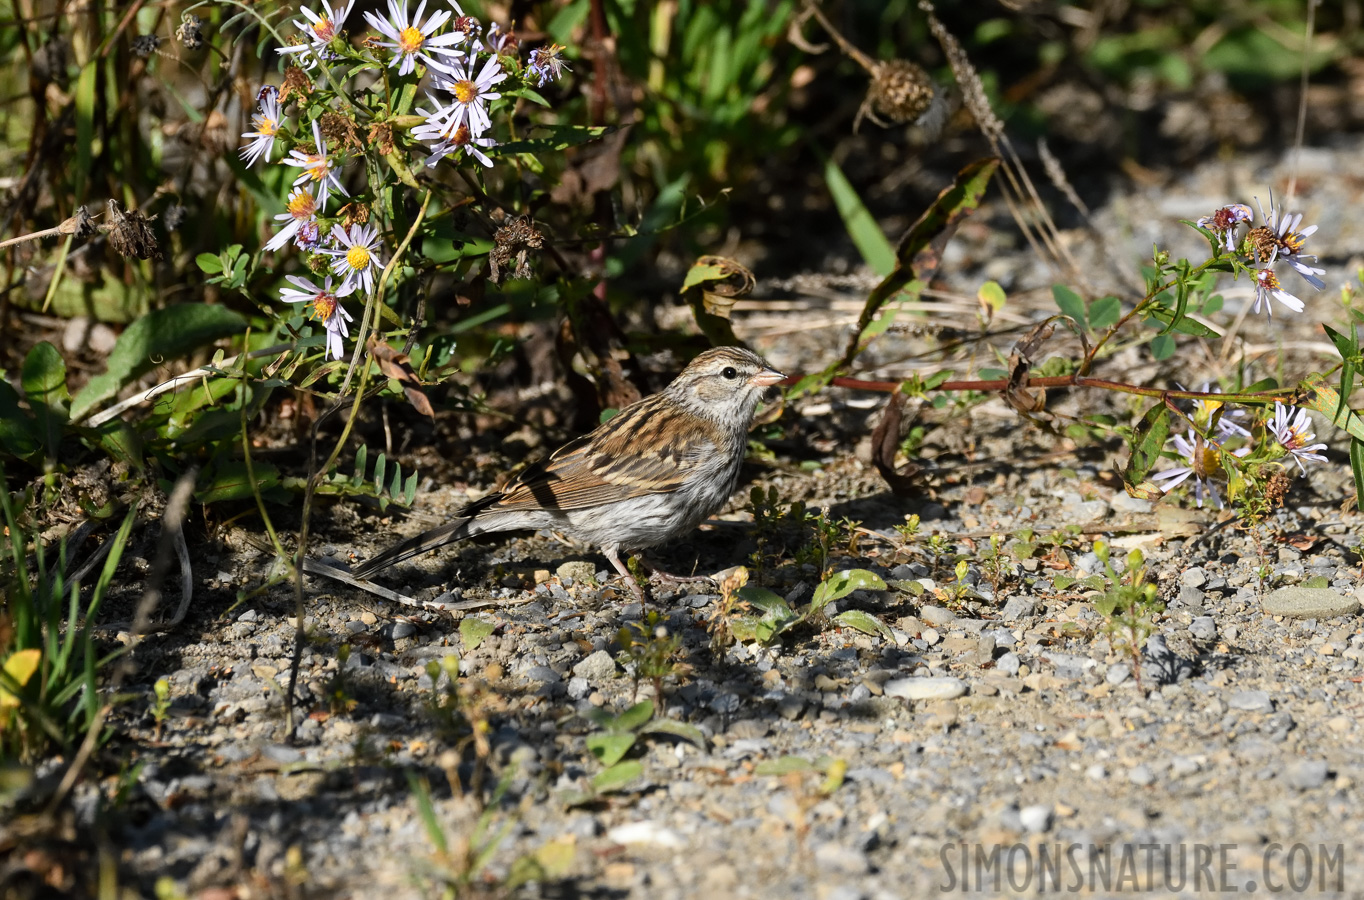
[585,733,637,767]
[591,759,643,792]
[70,305,247,421]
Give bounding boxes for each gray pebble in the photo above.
[814,842,871,876]
[1189,616,1217,641]
[566,676,591,700]
[1283,759,1329,790]
[883,676,967,701]
[1001,596,1036,622]
[1181,567,1208,588]
[997,652,1021,676]
[1262,587,1361,619]
[523,665,560,683]
[391,621,418,639]
[1086,764,1107,781]
[1128,764,1156,786]
[1110,493,1153,513]
[1227,690,1274,712]
[919,605,956,627]
[1106,663,1131,685]
[572,649,617,683]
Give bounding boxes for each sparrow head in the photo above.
[666,346,786,428]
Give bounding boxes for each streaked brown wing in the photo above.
[489,399,716,513]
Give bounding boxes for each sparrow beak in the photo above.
[749,367,787,388]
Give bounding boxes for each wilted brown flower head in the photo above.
[488,216,544,283]
[858,58,934,131]
[279,65,312,105]
[104,199,162,261]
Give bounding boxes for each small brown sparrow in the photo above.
[352,347,786,597]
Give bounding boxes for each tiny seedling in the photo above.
[580,699,705,794]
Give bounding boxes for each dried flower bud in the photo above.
[488,216,543,283]
[131,34,161,57]
[368,121,395,156]
[103,200,162,261]
[320,111,362,150]
[58,206,98,238]
[860,59,934,130]
[176,14,204,50]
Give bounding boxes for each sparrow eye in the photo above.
[721,366,738,380]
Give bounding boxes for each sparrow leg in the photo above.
[604,545,647,604]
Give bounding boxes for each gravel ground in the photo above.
[11,142,1364,899]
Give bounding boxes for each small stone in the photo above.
[1283,759,1329,790]
[1106,663,1131,685]
[1189,616,1217,641]
[1019,804,1053,833]
[1086,764,1107,781]
[523,665,559,683]
[883,676,966,701]
[607,821,684,848]
[996,652,1021,676]
[919,605,956,627]
[556,561,597,587]
[566,676,591,700]
[920,627,940,646]
[1110,493,1152,513]
[777,696,805,721]
[392,621,417,640]
[1128,764,1156,786]
[483,662,505,681]
[1180,567,1208,588]
[1000,595,1036,622]
[1262,587,1360,619]
[1227,690,1273,712]
[813,842,871,876]
[572,649,616,683]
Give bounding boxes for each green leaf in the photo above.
[754,756,816,776]
[0,381,40,460]
[1301,376,1364,443]
[1149,334,1175,360]
[833,609,894,639]
[640,718,706,748]
[823,154,895,277]
[195,460,280,504]
[810,569,887,610]
[1051,285,1087,330]
[978,280,1006,311]
[494,125,612,156]
[614,699,655,733]
[1124,401,1170,489]
[1089,295,1122,330]
[196,252,224,274]
[585,732,637,767]
[21,342,69,460]
[591,759,643,792]
[460,617,495,652]
[1351,439,1364,507]
[70,305,247,422]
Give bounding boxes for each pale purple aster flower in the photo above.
[277,0,355,69]
[239,86,282,167]
[282,119,348,209]
[526,43,569,87]
[364,0,467,77]
[415,53,505,141]
[1196,204,1252,254]
[281,275,352,360]
[323,223,385,296]
[1271,402,1328,473]
[264,188,319,252]
[1251,267,1304,317]
[294,220,322,251]
[1151,430,1249,509]
[1253,194,1326,291]
[482,22,517,54]
[422,122,495,167]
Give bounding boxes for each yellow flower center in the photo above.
[346,245,371,270]
[312,294,337,321]
[1281,231,1306,254]
[312,17,336,41]
[257,116,278,136]
[286,191,317,219]
[398,26,424,53]
[1257,269,1282,291]
[306,156,327,181]
[453,80,479,103]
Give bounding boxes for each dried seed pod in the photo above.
[130,34,161,58]
[176,14,204,50]
[488,216,544,283]
[855,58,935,132]
[104,200,162,261]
